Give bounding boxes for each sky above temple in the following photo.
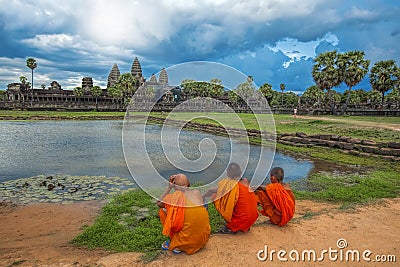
[0,0,399,93]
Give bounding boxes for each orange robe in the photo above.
[255,183,295,226]
[213,179,259,232]
[159,192,210,255]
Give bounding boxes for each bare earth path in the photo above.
[1,198,398,267]
[296,115,400,131]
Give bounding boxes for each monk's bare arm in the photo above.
[157,181,174,208]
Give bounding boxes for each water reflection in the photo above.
[0,120,313,184]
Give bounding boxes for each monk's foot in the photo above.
[216,226,236,234]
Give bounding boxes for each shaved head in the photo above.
[174,174,190,187]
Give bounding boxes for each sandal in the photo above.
[161,240,170,250]
[172,248,182,254]
[162,240,182,254]
[216,226,236,234]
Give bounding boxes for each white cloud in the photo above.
[269,32,339,68]
[346,6,378,20]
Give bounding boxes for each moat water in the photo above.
[0,120,315,184]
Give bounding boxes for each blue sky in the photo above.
[0,0,399,93]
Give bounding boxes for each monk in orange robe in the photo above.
[255,167,295,226]
[203,162,258,234]
[158,174,210,254]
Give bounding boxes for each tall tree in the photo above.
[279,83,286,107]
[312,51,341,115]
[208,78,224,98]
[258,82,275,105]
[26,58,37,106]
[302,85,325,108]
[90,85,102,109]
[107,84,123,107]
[117,73,137,101]
[229,77,256,107]
[338,51,370,115]
[369,60,399,103]
[73,86,84,103]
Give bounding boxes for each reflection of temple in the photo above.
[3,57,178,110]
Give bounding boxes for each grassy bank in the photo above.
[72,189,225,262]
[151,112,399,142]
[73,166,399,261]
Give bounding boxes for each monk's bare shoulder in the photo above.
[282,183,292,191]
[239,178,250,186]
[186,189,204,206]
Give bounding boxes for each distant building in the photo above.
[3,57,179,111]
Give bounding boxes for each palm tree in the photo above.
[90,85,102,110]
[338,51,370,115]
[279,83,285,107]
[258,82,275,105]
[369,60,399,103]
[209,78,224,98]
[73,86,84,104]
[26,58,37,106]
[312,51,341,115]
[302,85,325,108]
[118,73,136,101]
[107,84,123,108]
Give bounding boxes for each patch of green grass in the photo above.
[276,143,396,168]
[72,189,166,259]
[293,170,400,204]
[72,189,226,262]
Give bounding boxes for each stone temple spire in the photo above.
[149,74,157,83]
[159,68,168,85]
[107,63,120,88]
[131,57,143,77]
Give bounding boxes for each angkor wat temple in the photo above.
[2,57,181,111]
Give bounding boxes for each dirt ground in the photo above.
[0,198,398,267]
[295,115,400,132]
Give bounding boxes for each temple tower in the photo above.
[159,68,168,85]
[131,57,143,77]
[149,74,158,84]
[107,63,121,88]
[82,77,93,91]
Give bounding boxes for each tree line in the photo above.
[10,52,400,114]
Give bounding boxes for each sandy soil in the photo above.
[0,199,398,267]
[295,115,400,132]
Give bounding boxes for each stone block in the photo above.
[339,136,352,142]
[319,134,332,140]
[377,148,392,156]
[349,138,361,144]
[361,139,377,146]
[296,132,308,138]
[330,135,340,141]
[388,142,400,149]
[338,142,354,150]
[359,145,378,153]
[299,138,313,144]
